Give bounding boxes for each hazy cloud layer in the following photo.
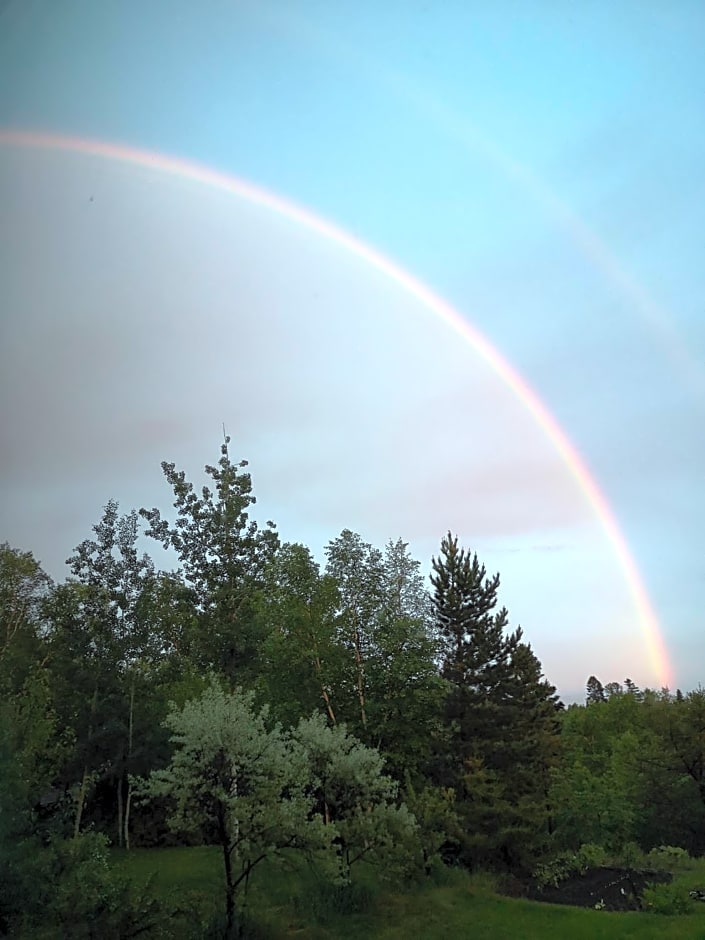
[1,1,703,694]
[0,149,668,691]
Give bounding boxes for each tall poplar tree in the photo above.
[257,542,342,727]
[49,501,155,841]
[324,529,385,734]
[323,532,443,778]
[140,436,279,685]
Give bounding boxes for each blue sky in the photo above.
[1,0,703,699]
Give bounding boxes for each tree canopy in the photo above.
[2,441,702,935]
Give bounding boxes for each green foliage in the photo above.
[533,843,609,890]
[9,434,705,937]
[431,532,517,704]
[429,533,560,870]
[139,681,330,858]
[642,881,694,915]
[369,539,446,782]
[138,683,419,934]
[402,781,462,872]
[612,841,647,868]
[65,499,156,667]
[140,437,279,684]
[292,713,419,881]
[256,542,342,727]
[551,684,705,857]
[259,533,444,784]
[0,662,75,934]
[586,675,606,705]
[576,842,609,868]
[533,851,586,890]
[2,833,167,938]
[645,845,694,871]
[0,543,52,692]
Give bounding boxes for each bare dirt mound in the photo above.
[527,867,672,912]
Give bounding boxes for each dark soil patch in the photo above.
[527,867,672,912]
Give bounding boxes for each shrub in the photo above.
[576,843,608,869]
[642,882,693,915]
[533,852,583,889]
[5,833,168,938]
[645,845,693,870]
[533,844,607,890]
[609,842,646,869]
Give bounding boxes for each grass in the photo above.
[112,847,705,939]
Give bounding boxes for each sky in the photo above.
[1,0,704,700]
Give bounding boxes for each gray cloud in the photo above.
[1,147,595,576]
[0,144,680,695]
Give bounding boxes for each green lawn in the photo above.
[112,847,705,939]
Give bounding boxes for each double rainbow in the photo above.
[0,128,674,689]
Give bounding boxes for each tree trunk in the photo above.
[74,685,99,838]
[313,654,336,724]
[117,776,124,847]
[124,674,136,850]
[124,777,133,851]
[73,765,90,839]
[306,605,336,725]
[352,621,367,729]
[218,809,236,939]
[223,842,235,938]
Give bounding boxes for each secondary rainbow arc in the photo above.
[0,127,674,689]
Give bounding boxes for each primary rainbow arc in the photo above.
[0,127,674,689]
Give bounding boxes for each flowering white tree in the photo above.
[140,684,418,936]
[140,683,329,937]
[293,713,418,880]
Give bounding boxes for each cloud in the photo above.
[0,145,662,695]
[1,147,595,554]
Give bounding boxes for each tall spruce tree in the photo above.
[429,532,560,870]
[430,532,521,767]
[586,675,607,705]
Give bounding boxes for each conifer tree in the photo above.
[429,532,560,869]
[430,532,521,769]
[586,675,606,705]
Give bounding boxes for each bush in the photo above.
[533,852,584,889]
[642,882,693,915]
[576,843,608,869]
[533,844,607,890]
[5,833,168,938]
[607,842,646,869]
[645,845,693,870]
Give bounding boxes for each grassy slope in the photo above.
[113,848,705,939]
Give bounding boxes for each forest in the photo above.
[2,438,704,938]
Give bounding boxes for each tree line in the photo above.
[1,438,703,935]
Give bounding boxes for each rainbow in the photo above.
[0,127,674,688]
[373,73,705,398]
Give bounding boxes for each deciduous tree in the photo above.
[140,437,279,685]
[139,683,329,937]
